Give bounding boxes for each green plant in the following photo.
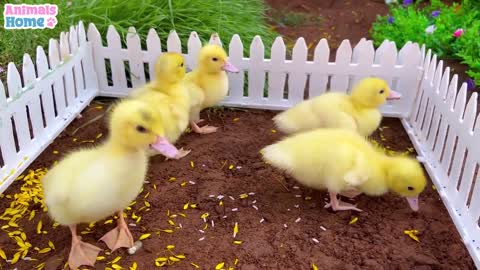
[370,0,480,86]
[0,0,277,72]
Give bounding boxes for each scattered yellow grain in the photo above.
[139,233,151,240]
[216,262,225,269]
[312,263,319,270]
[166,245,175,250]
[97,256,106,261]
[191,262,200,268]
[35,262,45,270]
[190,204,197,209]
[219,201,224,206]
[0,248,6,260]
[144,192,150,199]
[36,220,43,234]
[304,196,312,201]
[168,177,176,182]
[153,184,157,190]
[111,264,122,270]
[104,219,113,224]
[53,150,59,154]
[144,201,151,207]
[271,129,277,133]
[229,165,234,170]
[239,193,248,199]
[233,240,243,245]
[96,133,103,139]
[201,213,209,219]
[155,257,168,262]
[110,256,122,264]
[38,247,51,254]
[176,254,186,259]
[11,251,21,264]
[190,161,195,168]
[129,262,138,270]
[168,220,175,226]
[404,230,420,242]
[432,185,437,190]
[234,258,239,265]
[183,202,190,210]
[169,256,180,262]
[162,229,173,233]
[29,210,36,221]
[233,222,239,238]
[180,181,187,187]
[349,217,359,225]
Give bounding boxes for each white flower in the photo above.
[425,25,436,34]
[385,0,398,4]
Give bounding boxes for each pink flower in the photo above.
[453,28,464,37]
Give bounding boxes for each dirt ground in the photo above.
[0,98,474,270]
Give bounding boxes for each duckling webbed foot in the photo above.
[165,147,191,160]
[324,192,363,212]
[191,120,218,134]
[68,225,101,270]
[100,211,134,252]
[340,189,363,199]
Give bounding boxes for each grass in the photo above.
[0,0,277,76]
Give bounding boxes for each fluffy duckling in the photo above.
[130,52,191,159]
[184,44,240,134]
[42,99,178,270]
[273,77,402,137]
[261,128,426,212]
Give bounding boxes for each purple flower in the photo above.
[431,10,440,17]
[387,16,394,24]
[403,0,413,7]
[466,78,476,91]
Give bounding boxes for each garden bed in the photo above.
[0,98,474,269]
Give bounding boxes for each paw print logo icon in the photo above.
[46,17,57,29]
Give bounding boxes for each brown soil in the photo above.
[0,98,474,269]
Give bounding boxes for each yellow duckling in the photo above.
[273,77,402,137]
[42,99,178,270]
[130,52,191,159]
[184,44,240,134]
[261,128,426,212]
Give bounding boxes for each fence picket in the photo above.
[433,75,458,159]
[330,40,352,92]
[268,37,286,102]
[187,32,202,70]
[127,27,146,88]
[22,54,43,139]
[36,46,56,127]
[69,26,85,96]
[7,63,31,152]
[288,38,308,104]
[87,23,107,91]
[351,39,375,87]
[421,60,443,142]
[0,79,16,167]
[309,39,329,97]
[78,21,87,45]
[107,26,128,93]
[167,30,182,53]
[376,41,397,92]
[146,28,162,79]
[247,36,265,101]
[209,33,223,47]
[227,34,244,101]
[396,42,422,118]
[60,32,77,104]
[48,38,67,117]
[427,67,450,151]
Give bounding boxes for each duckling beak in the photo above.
[222,60,240,73]
[150,137,179,159]
[406,195,419,211]
[387,90,402,100]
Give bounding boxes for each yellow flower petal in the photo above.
[139,233,151,240]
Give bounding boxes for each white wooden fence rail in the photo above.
[0,21,98,193]
[0,21,479,267]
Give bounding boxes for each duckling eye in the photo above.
[212,57,218,62]
[180,62,184,67]
[136,125,148,133]
[407,186,415,191]
[379,89,385,94]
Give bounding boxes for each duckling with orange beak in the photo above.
[184,44,240,134]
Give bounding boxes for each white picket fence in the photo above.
[0,21,478,267]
